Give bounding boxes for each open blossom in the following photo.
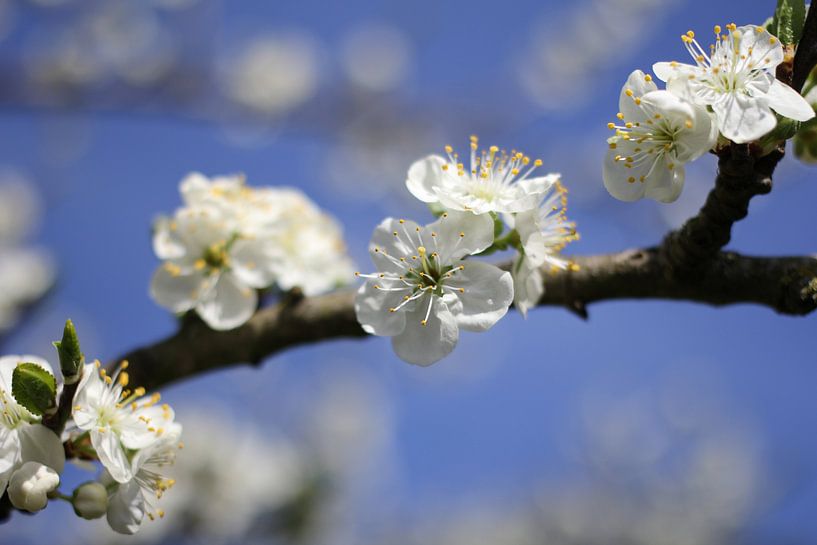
[653,24,815,144]
[604,70,717,203]
[406,136,559,215]
[151,205,277,330]
[106,424,182,535]
[355,211,513,365]
[151,173,354,328]
[507,179,578,316]
[72,361,176,484]
[0,355,65,496]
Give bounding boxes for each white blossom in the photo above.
[7,461,59,512]
[355,211,513,365]
[653,24,815,144]
[72,361,175,484]
[406,137,559,215]
[152,173,354,328]
[511,178,578,271]
[0,355,65,496]
[604,70,718,203]
[106,424,182,535]
[150,205,276,330]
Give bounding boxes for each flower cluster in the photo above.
[604,24,815,203]
[150,173,355,330]
[356,137,578,365]
[0,356,65,511]
[0,322,182,536]
[71,361,181,534]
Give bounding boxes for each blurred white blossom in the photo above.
[340,23,412,92]
[223,32,320,117]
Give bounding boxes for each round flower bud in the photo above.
[7,462,60,513]
[72,481,108,520]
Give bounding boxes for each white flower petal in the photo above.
[230,239,278,289]
[644,165,686,203]
[512,256,544,318]
[406,155,446,203]
[91,429,132,484]
[430,211,494,261]
[453,261,513,332]
[150,266,206,314]
[766,80,816,122]
[152,216,187,260]
[0,430,20,477]
[620,69,659,119]
[195,272,257,330]
[354,281,408,336]
[17,424,65,474]
[368,217,420,273]
[712,92,777,143]
[391,295,459,366]
[107,479,145,535]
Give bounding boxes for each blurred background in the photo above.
[1,0,816,543]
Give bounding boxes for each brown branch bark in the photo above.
[115,249,817,392]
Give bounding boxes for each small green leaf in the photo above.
[772,0,807,44]
[11,363,57,416]
[53,319,83,381]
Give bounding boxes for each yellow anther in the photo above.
[686,30,695,38]
[118,372,129,387]
[644,74,652,82]
[533,159,543,167]
[444,145,453,153]
[607,122,615,129]
[625,89,634,97]
[714,25,721,34]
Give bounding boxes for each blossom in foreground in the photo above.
[0,355,65,495]
[106,424,182,535]
[653,24,815,144]
[7,461,59,512]
[355,211,513,365]
[406,136,560,215]
[151,205,277,330]
[603,70,717,203]
[72,361,175,484]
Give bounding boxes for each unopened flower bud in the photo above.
[72,481,108,520]
[8,462,60,513]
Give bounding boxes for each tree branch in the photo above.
[115,249,817,392]
[109,67,817,393]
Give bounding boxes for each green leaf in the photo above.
[53,319,83,381]
[771,0,807,44]
[11,363,57,416]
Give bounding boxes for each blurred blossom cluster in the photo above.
[151,173,354,330]
[518,0,677,112]
[74,372,395,545]
[0,170,54,335]
[400,385,763,545]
